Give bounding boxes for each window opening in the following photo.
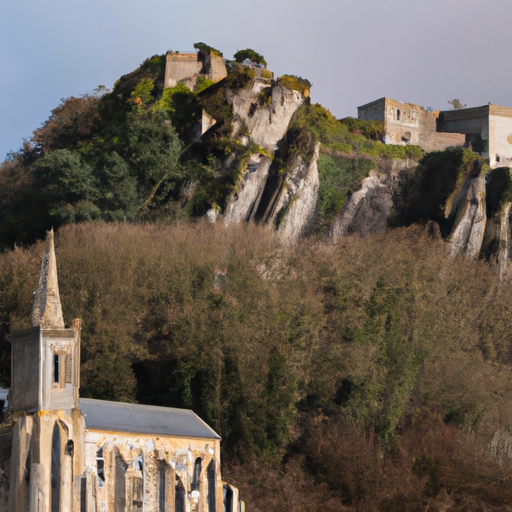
[223,484,233,512]
[158,463,166,512]
[115,450,127,512]
[51,423,62,512]
[54,354,60,384]
[97,447,105,487]
[208,460,216,512]
[396,108,401,121]
[192,457,201,491]
[133,455,144,511]
[175,475,185,512]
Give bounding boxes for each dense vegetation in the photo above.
[2,223,512,510]
[3,47,512,510]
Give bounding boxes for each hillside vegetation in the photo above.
[3,47,512,510]
[2,223,512,510]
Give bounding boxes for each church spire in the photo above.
[31,229,65,329]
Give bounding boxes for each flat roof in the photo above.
[79,398,220,439]
[438,104,512,121]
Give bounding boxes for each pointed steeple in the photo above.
[31,229,65,329]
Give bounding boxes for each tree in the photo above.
[233,49,267,68]
[193,42,223,57]
[126,110,182,209]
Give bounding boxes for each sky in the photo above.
[2,0,512,160]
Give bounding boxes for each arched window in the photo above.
[192,457,201,491]
[223,484,233,512]
[396,108,401,121]
[157,462,166,512]
[175,475,185,512]
[115,449,127,512]
[51,423,62,512]
[96,447,105,488]
[53,354,60,384]
[208,460,216,512]
[133,454,144,511]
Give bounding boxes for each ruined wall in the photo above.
[358,98,386,121]
[358,97,464,152]
[5,409,85,512]
[208,54,227,83]
[164,52,227,92]
[83,429,223,512]
[164,53,203,90]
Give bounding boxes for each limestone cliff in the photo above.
[330,171,393,240]
[228,82,304,150]
[448,174,487,258]
[273,144,320,242]
[219,76,314,241]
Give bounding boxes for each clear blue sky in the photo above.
[2,0,512,160]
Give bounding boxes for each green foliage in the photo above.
[153,83,202,141]
[225,62,255,90]
[129,78,155,107]
[392,147,485,237]
[316,154,376,230]
[486,166,512,218]
[278,75,311,95]
[193,42,223,57]
[233,48,267,67]
[32,149,96,223]
[339,116,385,141]
[195,76,214,93]
[126,110,182,207]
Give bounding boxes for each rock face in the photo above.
[222,78,315,241]
[224,154,272,225]
[448,174,487,258]
[274,144,320,242]
[228,82,304,150]
[330,171,394,240]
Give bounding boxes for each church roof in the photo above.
[79,398,221,439]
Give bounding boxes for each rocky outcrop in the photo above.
[330,171,394,240]
[228,82,304,151]
[222,78,312,238]
[224,154,272,225]
[498,203,512,278]
[274,144,320,242]
[448,174,487,258]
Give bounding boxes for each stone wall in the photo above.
[358,97,465,152]
[437,105,512,167]
[164,51,227,92]
[83,429,223,512]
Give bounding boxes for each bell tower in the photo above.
[9,230,81,412]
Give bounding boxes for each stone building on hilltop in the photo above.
[358,97,512,168]
[357,97,465,152]
[0,231,243,512]
[164,51,227,91]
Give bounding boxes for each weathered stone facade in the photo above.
[0,231,242,512]
[437,104,512,168]
[358,97,465,152]
[164,52,227,92]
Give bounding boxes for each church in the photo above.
[0,231,243,512]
